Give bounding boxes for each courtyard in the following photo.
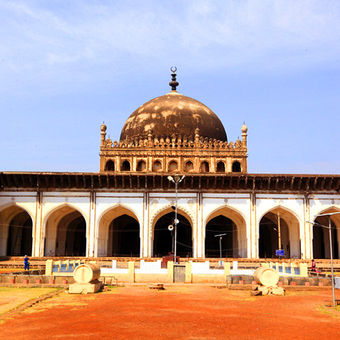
[0,285,339,339]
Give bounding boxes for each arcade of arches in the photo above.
[104,159,242,174]
[1,204,340,259]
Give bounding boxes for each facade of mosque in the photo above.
[0,70,339,260]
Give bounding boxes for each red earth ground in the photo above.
[1,285,340,340]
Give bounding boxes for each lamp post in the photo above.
[167,175,185,263]
[214,233,226,266]
[307,211,340,308]
[277,212,281,251]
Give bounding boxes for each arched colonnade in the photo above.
[0,202,339,259]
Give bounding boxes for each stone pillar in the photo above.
[303,194,310,259]
[185,262,192,283]
[143,192,149,257]
[250,191,257,258]
[35,191,43,257]
[88,192,96,257]
[224,262,231,276]
[167,261,174,283]
[45,260,53,276]
[196,193,203,258]
[128,261,135,283]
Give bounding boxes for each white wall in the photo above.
[1,190,339,259]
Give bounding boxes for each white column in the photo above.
[143,192,149,257]
[304,194,311,259]
[196,192,203,258]
[88,192,96,257]
[250,192,257,258]
[34,191,43,257]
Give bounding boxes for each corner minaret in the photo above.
[100,122,107,146]
[241,123,248,148]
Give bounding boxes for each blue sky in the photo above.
[0,0,339,173]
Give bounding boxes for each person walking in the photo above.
[24,255,29,271]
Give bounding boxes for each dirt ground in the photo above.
[0,285,339,339]
[0,287,58,315]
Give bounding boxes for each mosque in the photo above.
[0,69,339,261]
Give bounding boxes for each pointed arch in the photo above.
[312,206,340,259]
[105,160,115,171]
[150,204,194,232]
[258,205,301,258]
[200,161,210,173]
[204,205,247,258]
[232,161,241,172]
[43,203,88,227]
[184,161,194,172]
[168,160,178,172]
[0,204,33,256]
[216,161,225,173]
[0,202,35,223]
[121,160,131,171]
[43,204,87,256]
[136,160,146,171]
[152,160,162,172]
[151,206,193,258]
[97,205,140,257]
[258,205,301,225]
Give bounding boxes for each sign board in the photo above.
[276,249,284,256]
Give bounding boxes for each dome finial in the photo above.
[169,66,179,91]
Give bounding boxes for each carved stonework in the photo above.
[100,125,248,174]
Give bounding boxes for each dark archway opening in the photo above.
[205,215,236,257]
[7,211,32,256]
[65,216,86,256]
[259,216,289,258]
[184,161,193,172]
[105,160,115,171]
[168,161,178,172]
[216,161,225,173]
[137,160,146,171]
[153,212,192,257]
[313,218,339,259]
[200,161,209,173]
[152,160,162,172]
[55,214,86,256]
[108,215,140,257]
[121,160,131,171]
[232,161,241,172]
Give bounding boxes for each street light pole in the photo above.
[168,175,185,263]
[328,215,336,308]
[277,212,281,250]
[214,233,226,265]
[174,179,178,263]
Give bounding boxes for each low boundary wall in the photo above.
[43,259,309,284]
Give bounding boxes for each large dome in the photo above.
[120,91,228,142]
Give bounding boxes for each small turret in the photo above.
[241,123,248,148]
[100,122,107,146]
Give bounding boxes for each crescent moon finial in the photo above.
[169,66,179,91]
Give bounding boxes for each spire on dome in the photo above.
[169,66,179,91]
